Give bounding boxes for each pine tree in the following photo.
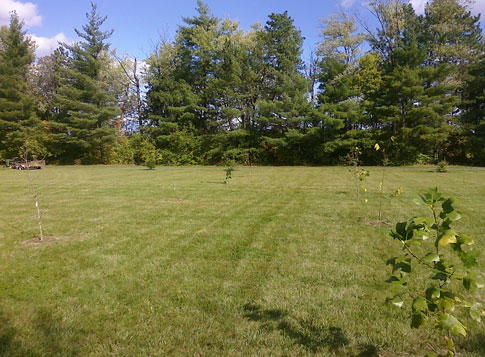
[315,12,366,162]
[254,11,310,163]
[366,1,453,163]
[51,2,119,163]
[0,12,40,159]
[460,56,485,164]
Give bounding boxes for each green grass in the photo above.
[0,165,484,356]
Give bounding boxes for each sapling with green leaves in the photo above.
[223,161,234,184]
[386,188,484,356]
[374,142,388,222]
[346,146,369,198]
[436,161,448,173]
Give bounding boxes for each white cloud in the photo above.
[0,0,42,27]
[409,0,428,14]
[409,0,485,17]
[340,0,357,8]
[30,33,67,57]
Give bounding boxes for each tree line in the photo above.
[0,0,484,166]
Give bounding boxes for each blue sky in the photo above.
[0,0,484,60]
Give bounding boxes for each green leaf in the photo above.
[451,234,478,267]
[452,270,465,279]
[426,287,440,301]
[412,297,428,312]
[413,198,423,206]
[441,197,457,214]
[469,303,483,322]
[386,276,407,293]
[446,336,454,353]
[422,188,442,204]
[389,296,404,308]
[457,234,474,246]
[438,313,466,337]
[392,258,412,274]
[395,222,407,237]
[423,253,440,264]
[413,230,429,240]
[386,257,397,266]
[437,296,455,312]
[463,273,484,292]
[432,271,449,281]
[412,217,434,227]
[439,229,457,247]
[444,210,461,222]
[411,312,428,328]
[458,251,479,268]
[386,295,404,308]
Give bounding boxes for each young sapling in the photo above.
[385,188,484,356]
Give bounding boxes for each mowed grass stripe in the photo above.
[0,166,483,356]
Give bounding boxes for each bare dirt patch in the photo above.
[365,220,391,227]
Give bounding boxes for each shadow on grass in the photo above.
[0,312,27,356]
[357,343,379,357]
[277,319,349,353]
[459,332,485,355]
[0,308,81,356]
[243,303,378,355]
[243,303,287,322]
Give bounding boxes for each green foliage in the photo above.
[51,3,119,163]
[437,161,448,173]
[386,188,484,355]
[415,153,434,165]
[346,146,369,197]
[0,12,39,159]
[109,137,135,164]
[223,161,234,184]
[1,0,485,166]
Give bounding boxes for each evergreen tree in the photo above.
[0,12,40,159]
[366,1,453,163]
[255,11,310,163]
[423,0,482,66]
[34,48,64,123]
[460,56,485,164]
[51,2,119,163]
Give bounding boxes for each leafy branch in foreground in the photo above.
[386,188,484,356]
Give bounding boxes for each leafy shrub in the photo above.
[415,153,434,165]
[109,137,135,164]
[437,161,448,173]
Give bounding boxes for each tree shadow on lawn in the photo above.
[0,308,82,356]
[243,303,378,356]
[0,312,26,356]
[458,332,485,355]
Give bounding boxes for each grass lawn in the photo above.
[0,165,484,356]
